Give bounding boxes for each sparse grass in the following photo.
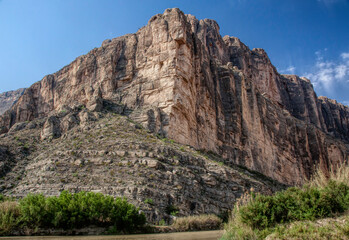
[172,214,222,232]
[144,198,153,205]
[221,163,349,240]
[160,137,175,144]
[267,211,349,240]
[308,163,349,188]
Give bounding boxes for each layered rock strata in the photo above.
[0,111,284,222]
[0,8,348,185]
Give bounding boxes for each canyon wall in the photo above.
[0,88,25,115]
[1,8,348,185]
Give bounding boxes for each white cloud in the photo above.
[335,65,347,79]
[304,50,349,92]
[341,52,349,60]
[280,66,296,74]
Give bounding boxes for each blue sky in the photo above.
[0,0,348,105]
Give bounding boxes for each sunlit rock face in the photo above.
[1,8,348,185]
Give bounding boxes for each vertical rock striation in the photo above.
[0,8,348,185]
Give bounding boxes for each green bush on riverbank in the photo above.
[0,191,145,235]
[221,164,349,240]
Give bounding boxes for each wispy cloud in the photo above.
[227,0,246,7]
[317,0,346,4]
[342,100,349,107]
[304,50,349,93]
[341,52,349,59]
[280,66,296,74]
[317,0,348,9]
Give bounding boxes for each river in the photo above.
[0,230,223,240]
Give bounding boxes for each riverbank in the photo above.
[1,215,222,237]
[1,230,224,240]
[0,191,222,236]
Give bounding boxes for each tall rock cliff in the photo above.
[0,8,348,185]
[0,88,25,115]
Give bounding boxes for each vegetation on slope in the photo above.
[221,164,349,240]
[266,212,349,240]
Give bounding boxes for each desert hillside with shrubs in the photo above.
[0,109,286,227]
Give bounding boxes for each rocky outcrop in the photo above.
[0,8,348,185]
[0,88,25,115]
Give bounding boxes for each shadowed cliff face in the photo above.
[0,8,348,185]
[0,88,25,115]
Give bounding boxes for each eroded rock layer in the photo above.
[0,8,348,185]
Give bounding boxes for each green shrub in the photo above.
[109,197,146,232]
[19,193,48,227]
[165,205,179,216]
[144,198,153,205]
[18,191,145,232]
[158,219,166,226]
[0,195,12,203]
[238,181,349,229]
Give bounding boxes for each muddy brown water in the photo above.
[0,230,223,240]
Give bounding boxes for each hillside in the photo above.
[0,106,284,223]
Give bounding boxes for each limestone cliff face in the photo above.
[0,8,348,185]
[0,88,25,115]
[318,96,349,141]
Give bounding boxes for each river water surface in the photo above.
[1,230,223,240]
